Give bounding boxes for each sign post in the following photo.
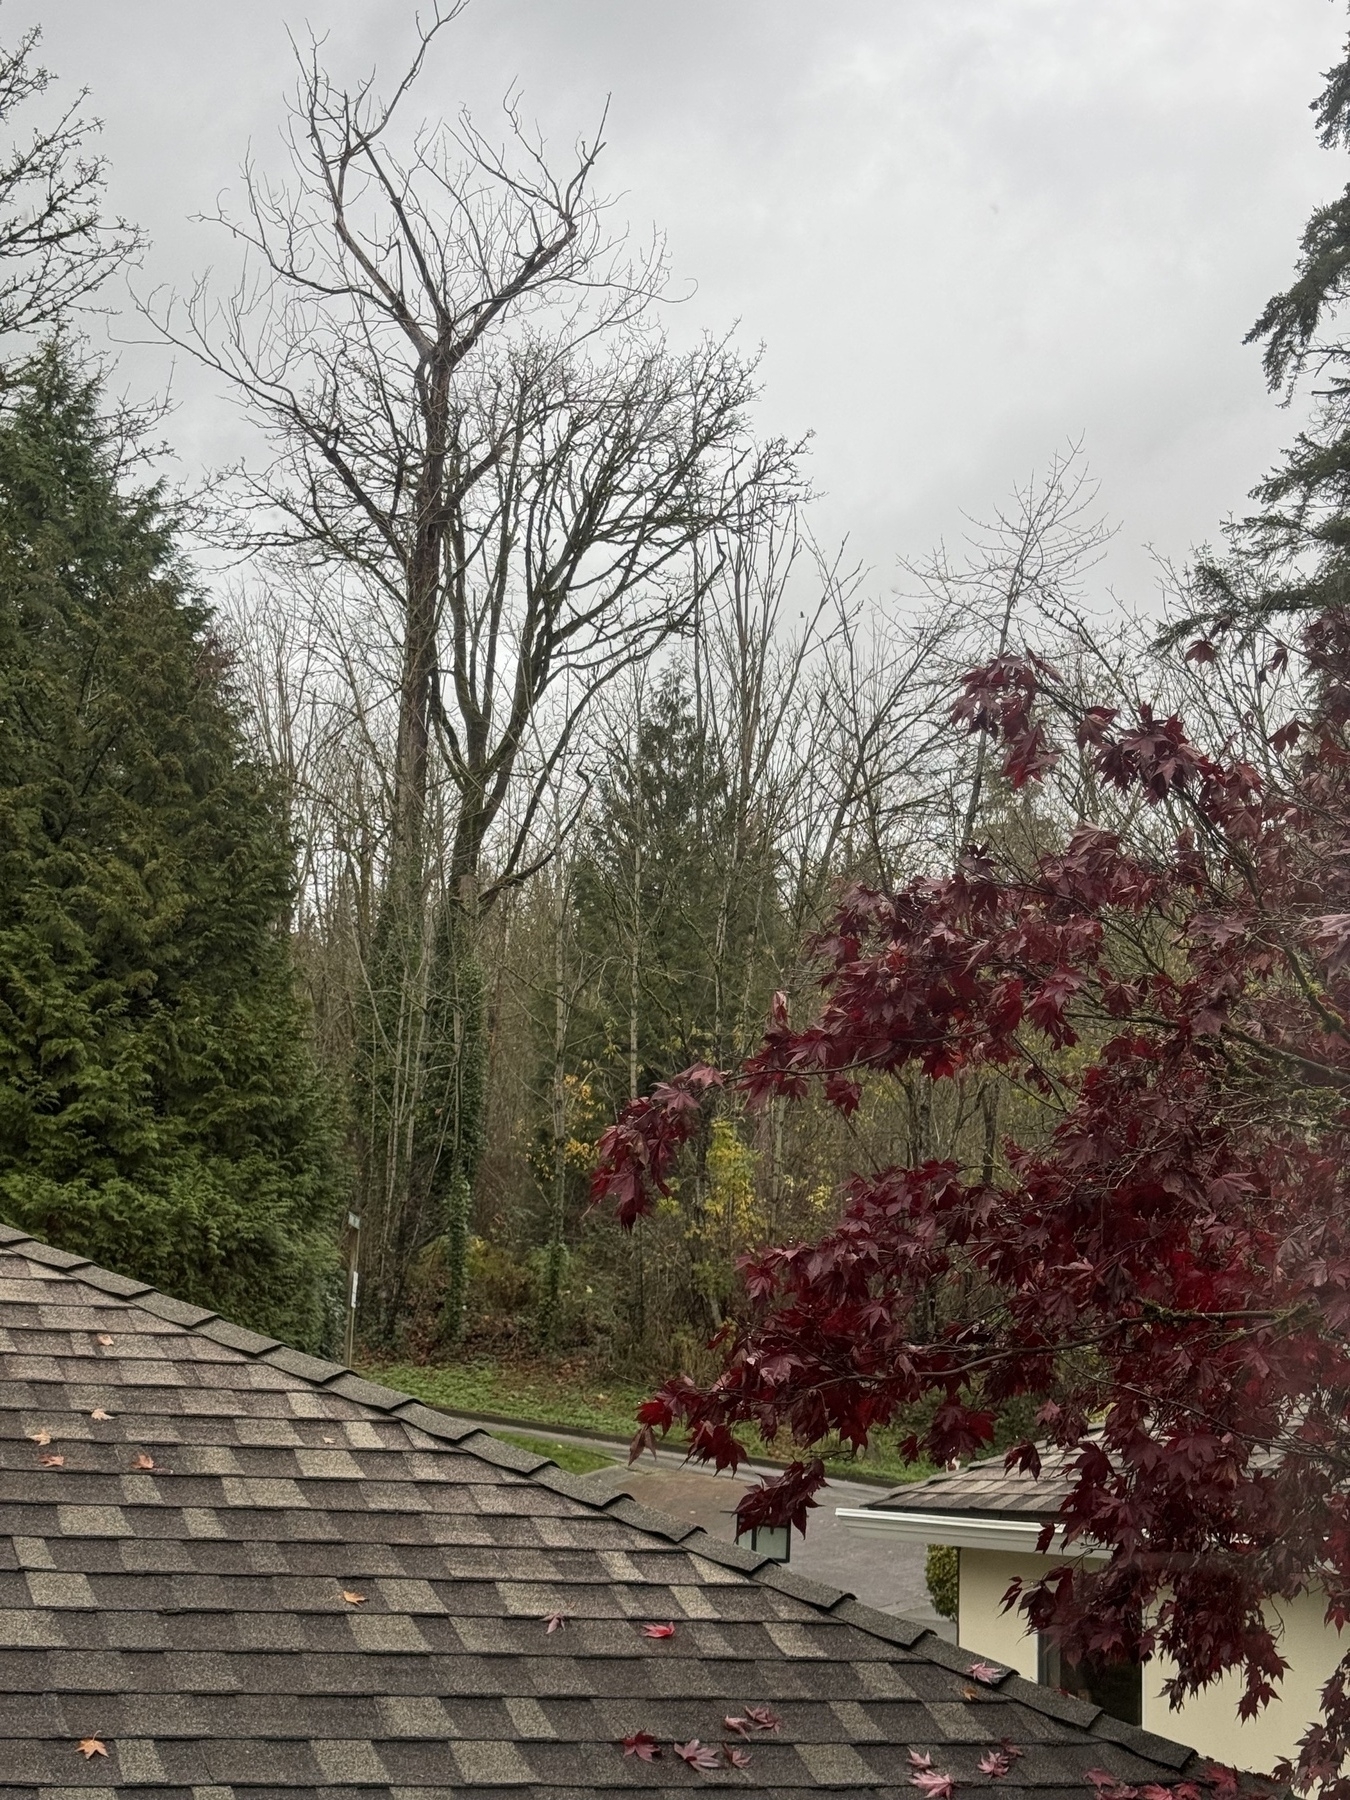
[343,1210,361,1368]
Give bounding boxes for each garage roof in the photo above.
[0,1225,1216,1797]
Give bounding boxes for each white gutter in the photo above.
[834,1506,1106,1560]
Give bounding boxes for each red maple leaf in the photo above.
[674,1739,721,1771]
[724,1745,753,1768]
[980,1751,1013,1778]
[1087,1771,1139,1800]
[744,1704,781,1733]
[912,1769,956,1799]
[544,1612,567,1633]
[621,1732,661,1761]
[967,1661,1004,1685]
[640,1621,676,1639]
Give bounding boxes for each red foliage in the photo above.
[743,1705,781,1733]
[673,1739,722,1771]
[911,1769,956,1799]
[591,1064,724,1228]
[968,1661,1005,1685]
[723,1705,780,1737]
[593,620,1350,1795]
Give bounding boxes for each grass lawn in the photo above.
[361,1356,935,1487]
[491,1429,616,1476]
[366,1358,652,1439]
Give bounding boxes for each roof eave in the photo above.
[834,1504,1107,1560]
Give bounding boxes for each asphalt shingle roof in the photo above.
[864,1453,1078,1522]
[0,1224,1215,1797]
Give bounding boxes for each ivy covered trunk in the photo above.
[354,865,486,1347]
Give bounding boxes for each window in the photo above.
[1038,1637,1142,1727]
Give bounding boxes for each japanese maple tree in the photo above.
[592,20,1350,1792]
[596,625,1350,1789]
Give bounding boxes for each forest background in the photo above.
[0,6,1331,1479]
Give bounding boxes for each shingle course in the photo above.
[864,1447,1079,1520]
[10,1242,90,1271]
[0,1242,1219,1797]
[129,1293,218,1329]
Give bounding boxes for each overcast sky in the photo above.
[13,0,1350,609]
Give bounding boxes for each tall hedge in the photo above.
[0,344,339,1347]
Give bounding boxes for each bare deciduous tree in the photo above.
[156,10,798,1338]
[0,23,141,349]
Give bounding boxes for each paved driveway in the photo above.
[577,1452,956,1638]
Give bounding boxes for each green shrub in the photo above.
[925,1543,959,1621]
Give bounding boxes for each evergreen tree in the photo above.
[572,670,784,1110]
[0,344,339,1347]
[558,671,787,1358]
[1180,11,1350,639]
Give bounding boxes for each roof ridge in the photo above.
[0,1221,1206,1779]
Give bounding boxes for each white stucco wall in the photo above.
[958,1548,1346,1774]
[958,1548,1043,1678]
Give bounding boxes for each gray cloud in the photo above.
[8,0,1345,606]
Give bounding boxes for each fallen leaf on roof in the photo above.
[621,1732,661,1761]
[724,1715,752,1737]
[999,1739,1024,1763]
[745,1705,781,1733]
[90,1409,110,1421]
[95,1333,114,1346]
[322,1435,335,1443]
[640,1621,676,1638]
[27,1430,51,1445]
[673,1739,721,1770]
[963,1686,981,1699]
[39,1453,64,1467]
[1087,1769,1137,1800]
[724,1745,753,1768]
[544,1611,567,1633]
[980,1750,1014,1778]
[341,1590,367,1604]
[77,1737,108,1759]
[912,1769,956,1799]
[910,1752,936,1771]
[1092,1769,1166,1800]
[968,1660,1004,1684]
[131,1454,156,1471]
